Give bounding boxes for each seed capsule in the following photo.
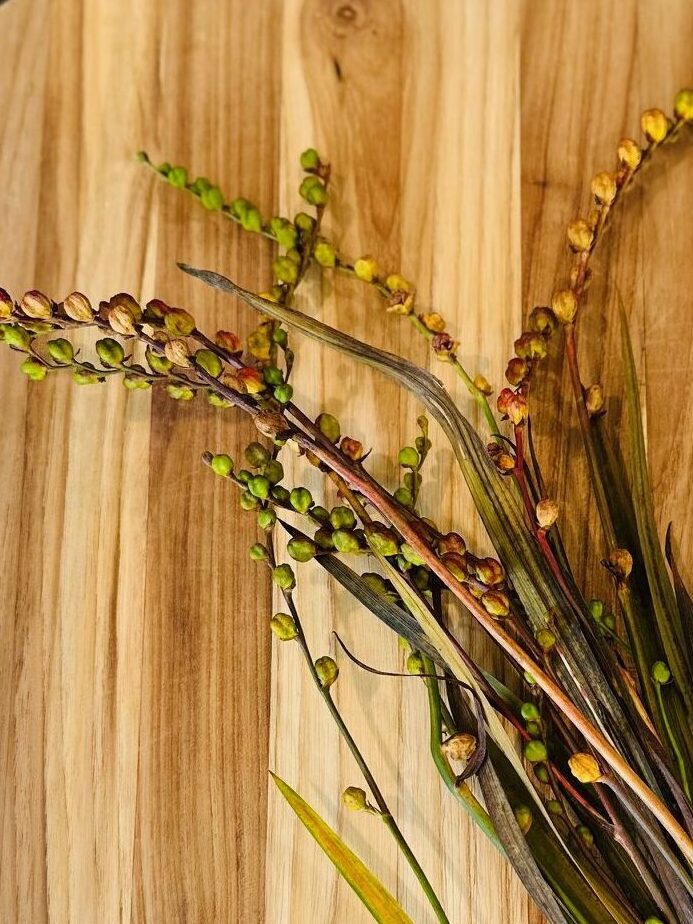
[21,290,52,319]
[591,171,617,205]
[342,786,368,811]
[551,289,578,324]
[164,339,191,367]
[270,613,298,641]
[674,88,693,122]
[535,499,559,529]
[566,220,593,253]
[585,383,605,417]
[315,655,338,688]
[514,805,532,835]
[607,548,633,580]
[441,733,477,762]
[640,108,669,143]
[568,752,602,784]
[617,138,642,170]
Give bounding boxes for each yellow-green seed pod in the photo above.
[551,289,578,324]
[316,412,340,444]
[342,786,368,811]
[617,138,642,170]
[166,383,194,401]
[651,661,671,685]
[472,373,493,395]
[314,241,336,267]
[211,454,233,477]
[20,357,47,381]
[536,628,556,651]
[514,805,532,835]
[566,219,593,253]
[568,752,602,783]
[270,613,298,642]
[640,108,669,143]
[576,825,594,847]
[591,171,617,205]
[195,349,223,378]
[406,651,425,675]
[315,655,338,689]
[332,529,361,554]
[365,523,400,557]
[164,307,196,338]
[481,590,510,619]
[96,338,125,367]
[272,563,296,590]
[287,538,317,563]
[523,740,547,763]
[674,88,693,122]
[299,148,320,171]
[47,338,75,365]
[354,256,378,282]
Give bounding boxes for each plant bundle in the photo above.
[1,90,692,924]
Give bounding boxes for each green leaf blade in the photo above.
[271,773,414,924]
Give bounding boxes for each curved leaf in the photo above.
[271,773,414,924]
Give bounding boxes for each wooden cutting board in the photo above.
[1,1,691,921]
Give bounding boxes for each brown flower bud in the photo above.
[215,330,243,354]
[441,552,467,582]
[431,331,456,361]
[108,304,136,336]
[585,384,605,417]
[441,733,477,763]
[472,373,493,395]
[20,290,52,319]
[340,437,364,461]
[566,220,593,253]
[607,548,633,580]
[497,389,528,426]
[438,532,466,556]
[536,499,559,529]
[551,289,578,324]
[110,292,142,321]
[528,306,557,335]
[617,138,642,170]
[475,557,505,587]
[496,452,516,472]
[164,338,191,366]
[591,172,617,205]
[481,590,510,618]
[63,291,94,322]
[514,332,547,361]
[568,752,602,784]
[506,357,529,386]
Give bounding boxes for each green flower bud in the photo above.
[406,652,425,675]
[241,207,263,233]
[248,475,271,499]
[157,161,172,176]
[524,671,537,686]
[273,256,299,284]
[190,176,211,194]
[644,917,665,924]
[263,365,284,386]
[536,628,556,651]
[393,486,413,507]
[315,655,338,689]
[290,487,313,514]
[245,441,271,468]
[195,349,223,378]
[47,338,75,365]
[534,763,550,784]
[365,523,399,557]
[20,357,47,381]
[123,374,151,390]
[354,256,378,282]
[271,485,291,503]
[400,543,425,566]
[270,613,298,641]
[306,183,328,207]
[4,325,32,350]
[403,471,421,493]
[96,337,125,367]
[273,563,296,590]
[332,529,361,554]
[523,740,547,763]
[362,573,391,596]
[168,166,188,188]
[146,348,172,374]
[287,538,317,563]
[270,217,298,250]
[73,368,102,385]
[602,612,616,631]
[201,186,224,211]
[240,490,259,511]
[272,326,289,347]
[208,392,232,408]
[294,211,315,233]
[526,721,542,738]
[651,661,671,685]
[249,543,268,562]
[311,505,330,524]
[514,805,532,835]
[576,825,594,847]
[588,599,603,622]
[237,470,252,483]
[520,702,541,721]
[314,527,335,551]
[274,384,293,404]
[314,241,336,267]
[211,454,233,477]
[299,148,320,171]
[546,799,563,815]
[230,197,250,219]
[398,446,419,468]
[263,460,284,484]
[330,506,356,530]
[316,412,340,443]
[411,566,430,592]
[257,508,277,530]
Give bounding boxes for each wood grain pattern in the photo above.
[0,1,690,922]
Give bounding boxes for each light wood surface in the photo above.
[0,1,691,922]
